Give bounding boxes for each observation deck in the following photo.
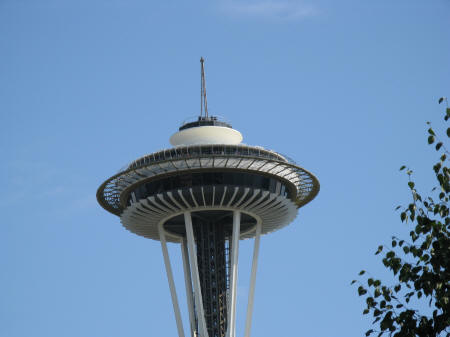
[97,142,319,242]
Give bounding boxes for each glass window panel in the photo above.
[204,172,213,185]
[261,177,270,190]
[129,170,292,201]
[213,172,223,184]
[192,173,202,186]
[223,172,233,185]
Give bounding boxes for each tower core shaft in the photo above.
[194,215,229,337]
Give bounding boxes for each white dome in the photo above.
[170,126,243,146]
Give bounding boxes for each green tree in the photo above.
[353,98,450,337]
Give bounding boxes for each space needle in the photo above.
[97,58,320,337]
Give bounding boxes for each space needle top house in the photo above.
[97,58,320,337]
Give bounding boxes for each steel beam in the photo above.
[244,222,262,337]
[181,238,197,337]
[227,211,240,337]
[185,212,209,337]
[159,224,185,337]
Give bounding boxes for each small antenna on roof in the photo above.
[200,57,209,119]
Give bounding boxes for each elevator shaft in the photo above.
[194,217,229,337]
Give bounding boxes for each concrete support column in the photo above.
[181,238,197,337]
[227,211,241,337]
[244,222,262,337]
[159,223,185,337]
[184,212,209,337]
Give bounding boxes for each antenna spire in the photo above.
[200,57,209,119]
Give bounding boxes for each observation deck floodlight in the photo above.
[96,58,320,337]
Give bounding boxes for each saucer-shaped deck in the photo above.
[97,144,320,242]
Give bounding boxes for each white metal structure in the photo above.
[170,125,243,146]
[97,59,319,337]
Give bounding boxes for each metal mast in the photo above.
[200,57,209,119]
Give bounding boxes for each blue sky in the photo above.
[1,1,449,336]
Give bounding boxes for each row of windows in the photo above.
[179,117,232,131]
[128,171,291,203]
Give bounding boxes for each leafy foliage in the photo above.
[353,98,450,337]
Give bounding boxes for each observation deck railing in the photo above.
[124,144,296,173]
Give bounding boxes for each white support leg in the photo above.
[158,223,185,337]
[244,222,262,337]
[181,238,197,337]
[184,212,209,337]
[227,211,241,337]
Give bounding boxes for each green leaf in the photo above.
[436,142,443,151]
[401,212,407,222]
[351,280,356,285]
[365,329,374,336]
[439,97,444,104]
[375,245,383,255]
[359,270,366,275]
[428,128,435,136]
[374,288,381,298]
[363,309,370,315]
[408,182,415,189]
[428,135,435,144]
[447,128,450,138]
[358,286,367,296]
[434,162,442,173]
[399,166,406,171]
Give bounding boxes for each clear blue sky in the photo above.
[1,1,449,336]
